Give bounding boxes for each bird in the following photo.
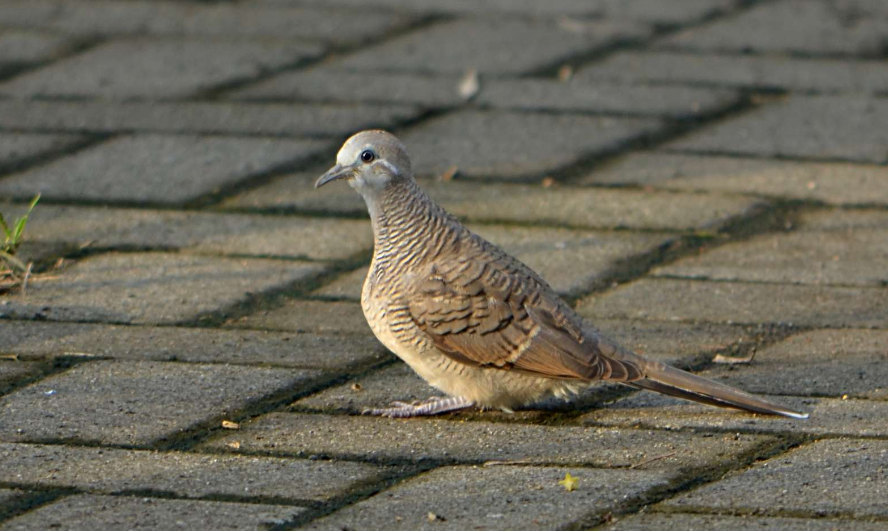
[315,130,808,420]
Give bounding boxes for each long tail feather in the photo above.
[628,363,808,419]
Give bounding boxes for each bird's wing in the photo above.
[404,236,644,382]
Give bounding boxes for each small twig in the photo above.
[483,459,535,467]
[630,452,676,469]
[21,262,33,294]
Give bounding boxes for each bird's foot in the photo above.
[363,396,475,418]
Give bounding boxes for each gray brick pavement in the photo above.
[665,96,888,164]
[581,152,888,206]
[2,495,306,531]
[0,39,324,99]
[0,100,421,138]
[0,321,386,370]
[1,0,886,529]
[0,360,320,446]
[0,252,325,325]
[0,442,381,502]
[663,439,888,518]
[335,18,649,75]
[0,135,328,205]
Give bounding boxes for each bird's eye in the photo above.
[360,150,375,163]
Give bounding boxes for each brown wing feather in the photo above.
[405,239,643,383]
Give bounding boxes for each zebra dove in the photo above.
[315,130,808,419]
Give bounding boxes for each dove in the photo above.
[315,130,808,419]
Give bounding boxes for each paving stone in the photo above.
[227,299,373,336]
[0,443,380,502]
[0,321,386,370]
[581,51,888,94]
[609,513,888,531]
[798,208,888,231]
[0,29,75,64]
[303,465,670,531]
[2,494,304,530]
[476,79,740,119]
[663,439,888,518]
[233,69,468,108]
[0,360,319,446]
[0,252,325,325]
[264,0,735,25]
[203,413,773,481]
[0,39,324,99]
[233,70,740,119]
[0,100,419,138]
[0,135,327,205]
[660,0,888,56]
[314,226,673,298]
[18,204,372,261]
[702,329,888,400]
[584,393,888,438]
[0,132,85,173]
[580,152,888,206]
[0,0,411,45]
[400,110,661,179]
[666,96,888,164]
[336,18,649,75]
[652,221,888,287]
[580,278,888,328]
[224,172,764,231]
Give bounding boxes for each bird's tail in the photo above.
[627,362,808,419]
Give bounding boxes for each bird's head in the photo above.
[315,130,412,196]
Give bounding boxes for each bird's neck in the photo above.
[364,179,462,274]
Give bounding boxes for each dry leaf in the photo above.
[712,350,756,365]
[557,65,573,82]
[227,441,241,450]
[541,177,556,188]
[558,472,579,492]
[457,69,479,101]
[440,165,459,182]
[221,420,240,430]
[427,512,446,522]
[351,383,363,391]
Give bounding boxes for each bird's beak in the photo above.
[315,164,353,189]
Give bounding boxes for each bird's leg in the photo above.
[363,396,475,418]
